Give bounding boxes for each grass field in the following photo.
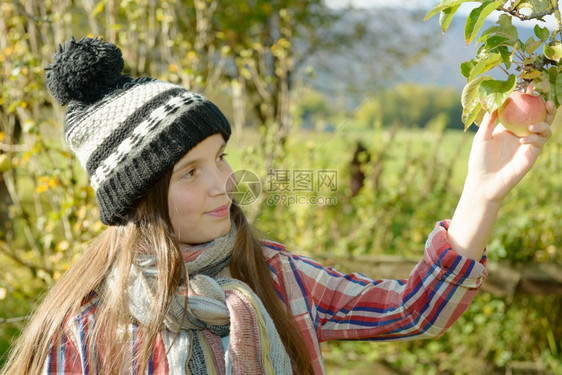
[226,126,473,193]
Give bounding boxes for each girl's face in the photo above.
[168,133,234,246]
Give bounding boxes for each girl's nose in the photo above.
[208,165,232,196]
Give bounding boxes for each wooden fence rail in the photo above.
[1,255,560,326]
[314,254,562,296]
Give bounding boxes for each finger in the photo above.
[520,123,552,146]
[526,84,534,94]
[532,120,552,131]
[520,133,549,148]
[477,111,497,140]
[530,122,553,139]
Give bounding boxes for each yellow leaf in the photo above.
[520,69,543,79]
[93,1,105,16]
[36,184,49,194]
[36,176,52,194]
[0,154,11,172]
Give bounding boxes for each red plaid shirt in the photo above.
[44,221,487,374]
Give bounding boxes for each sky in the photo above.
[325,0,433,9]
[325,0,558,29]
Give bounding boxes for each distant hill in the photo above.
[302,9,536,95]
[294,8,542,131]
[397,14,534,91]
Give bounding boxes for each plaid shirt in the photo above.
[45,221,487,374]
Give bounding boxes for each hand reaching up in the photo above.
[465,97,555,203]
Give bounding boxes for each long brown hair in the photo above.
[1,169,312,374]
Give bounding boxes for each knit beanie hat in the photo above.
[46,37,231,225]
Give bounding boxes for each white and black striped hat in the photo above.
[46,37,231,225]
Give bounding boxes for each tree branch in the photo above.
[499,6,555,21]
[0,315,31,325]
[0,242,53,276]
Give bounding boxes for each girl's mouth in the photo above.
[205,204,230,217]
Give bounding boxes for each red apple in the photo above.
[497,91,547,137]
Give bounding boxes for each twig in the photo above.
[499,6,554,21]
[0,315,31,324]
[11,0,50,24]
[0,143,28,152]
[0,242,53,275]
[498,65,510,76]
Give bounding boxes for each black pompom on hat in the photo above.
[46,37,127,105]
[46,37,231,225]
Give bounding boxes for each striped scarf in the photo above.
[127,224,293,374]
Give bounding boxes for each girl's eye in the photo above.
[217,152,227,162]
[182,169,196,179]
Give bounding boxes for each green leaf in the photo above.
[534,25,550,42]
[544,43,562,62]
[498,46,513,69]
[486,35,511,49]
[460,60,477,78]
[465,0,504,46]
[478,74,517,113]
[461,75,493,130]
[479,24,518,45]
[462,101,485,131]
[424,0,472,21]
[468,53,502,81]
[498,13,513,27]
[517,0,553,13]
[478,14,518,47]
[524,36,543,54]
[439,5,460,32]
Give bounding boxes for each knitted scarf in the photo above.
[126,224,293,374]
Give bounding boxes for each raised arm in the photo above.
[448,99,555,260]
[285,222,487,344]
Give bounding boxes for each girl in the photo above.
[1,37,554,375]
